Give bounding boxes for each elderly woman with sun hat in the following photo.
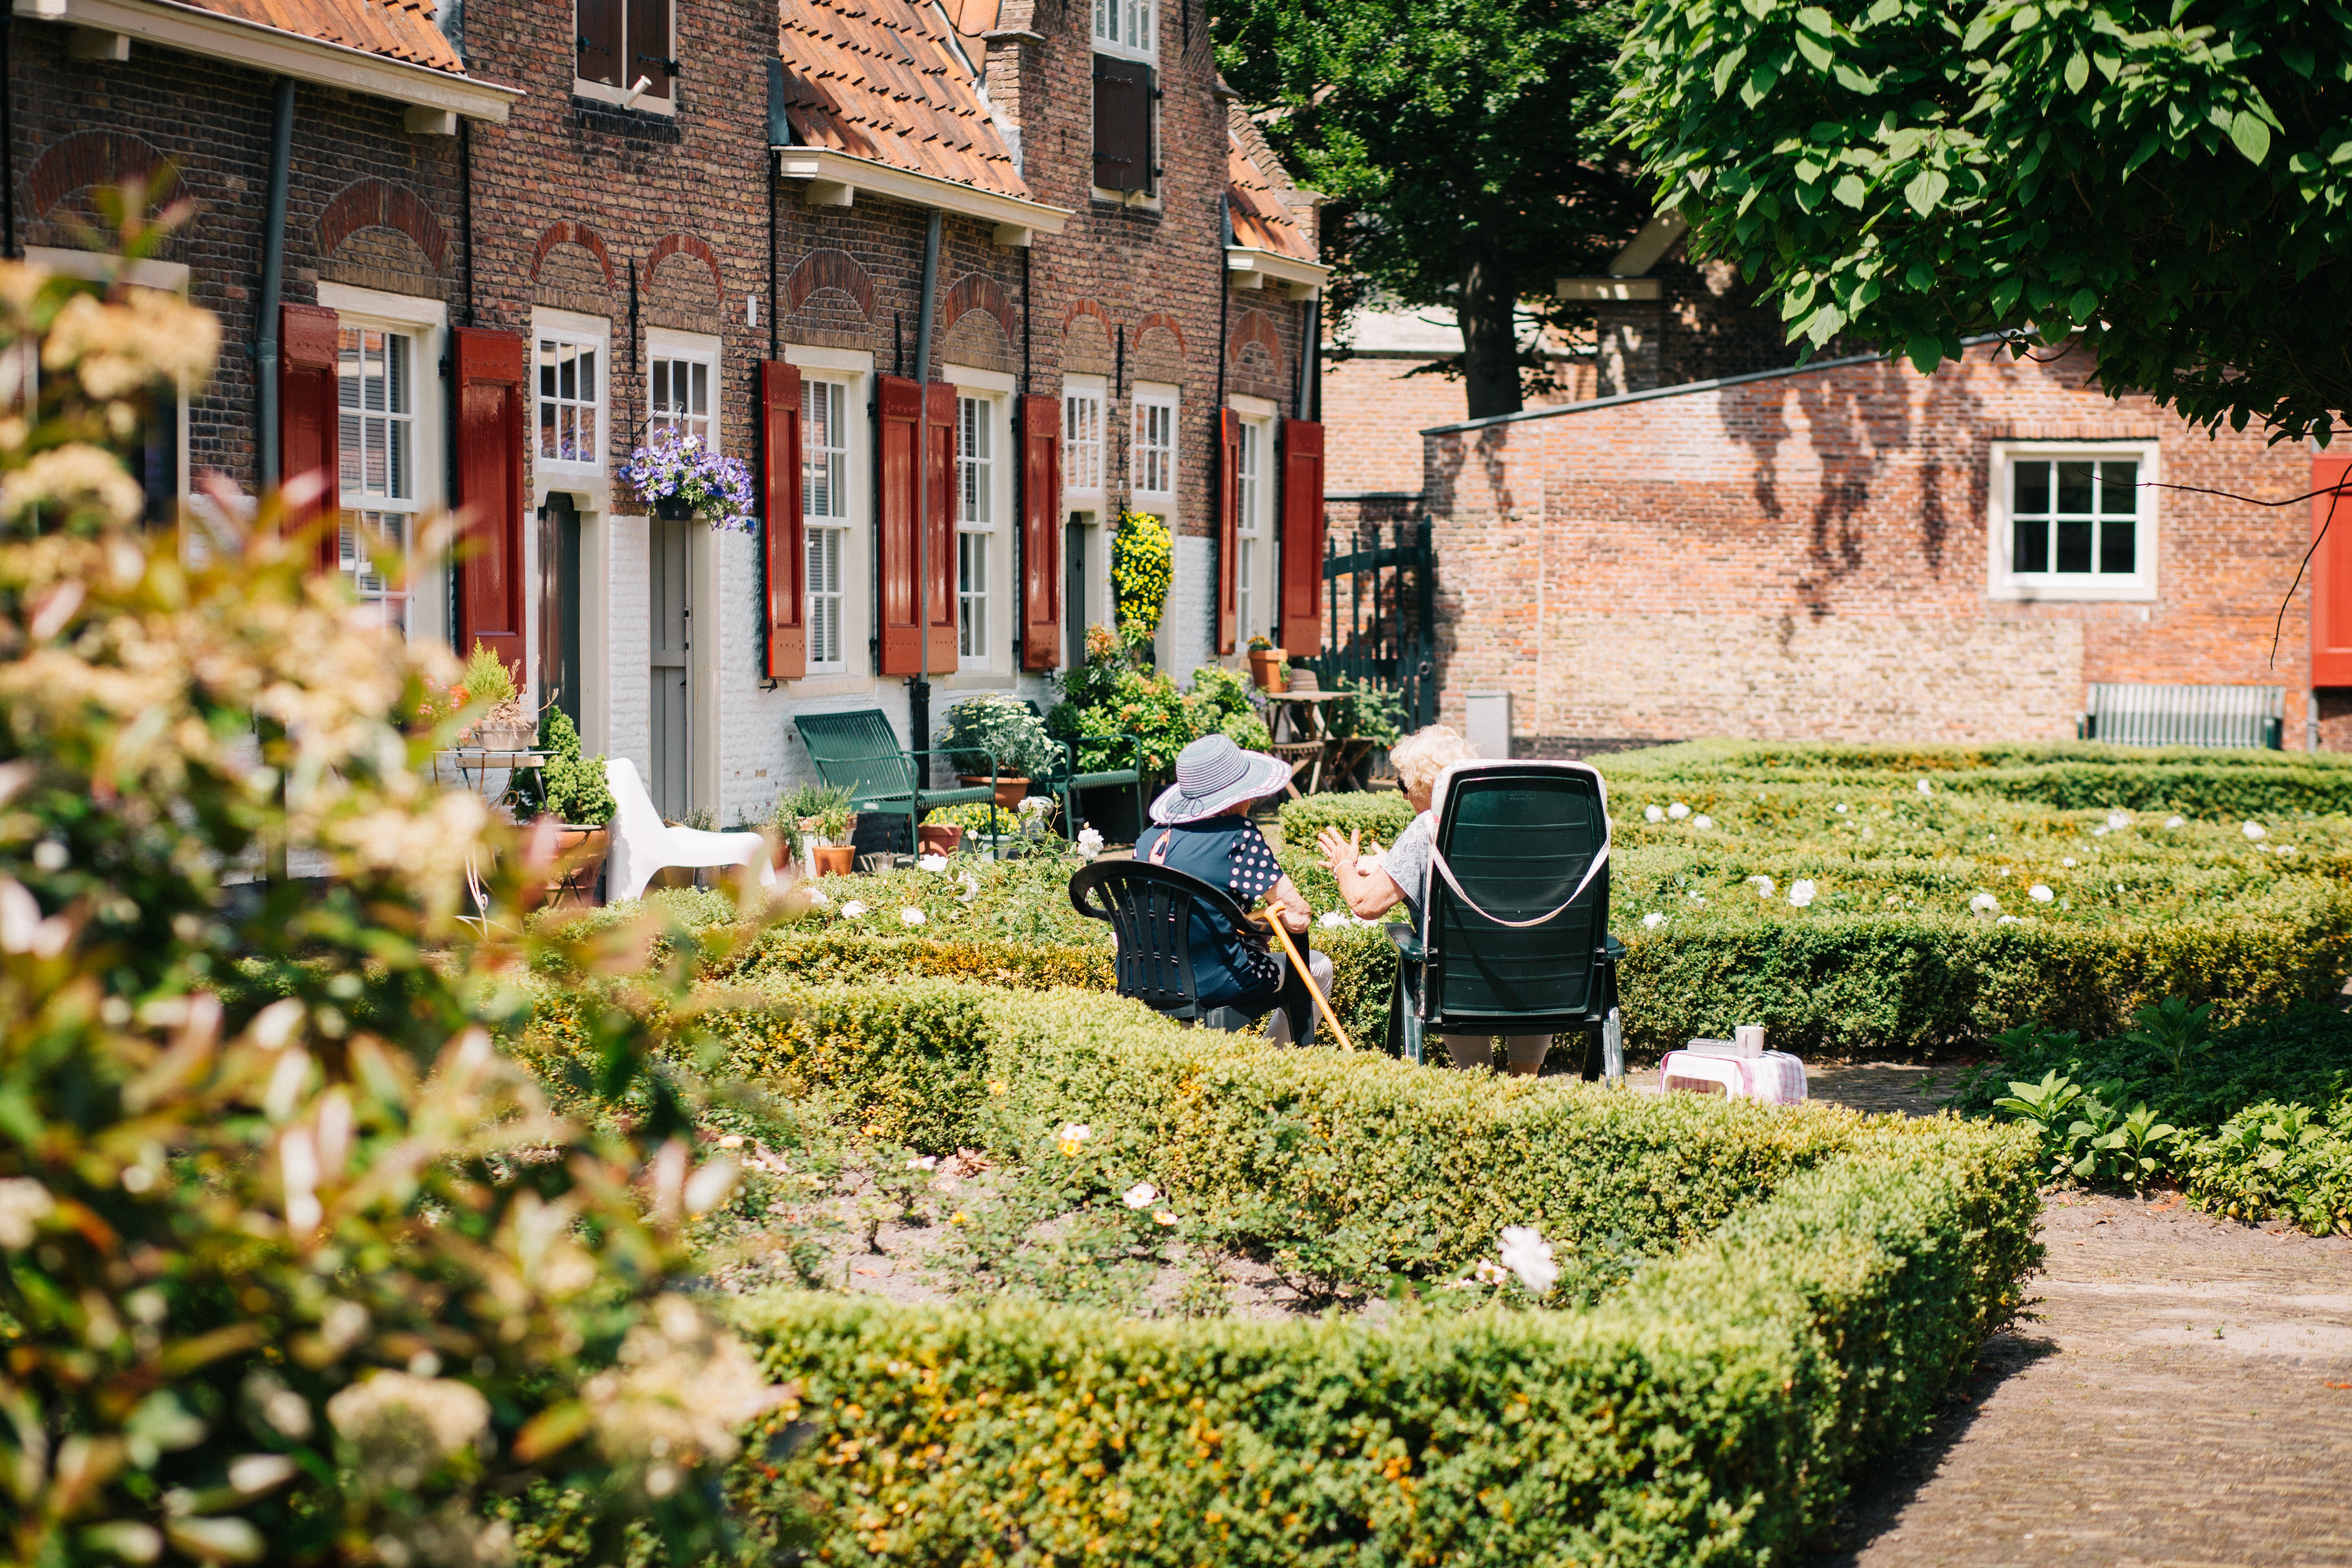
[1133,732,1336,1046]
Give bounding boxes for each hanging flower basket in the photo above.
[620,430,756,531]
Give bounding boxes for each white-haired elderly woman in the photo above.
[1315,725,1551,1077]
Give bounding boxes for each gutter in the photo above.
[772,143,1067,243]
[910,208,941,764]
[254,76,293,490]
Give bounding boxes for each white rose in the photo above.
[1787,879,1816,908]
[2029,884,2054,903]
[1643,805,1664,823]
[1641,912,1666,930]
[1496,1225,1559,1295]
[1667,802,1690,820]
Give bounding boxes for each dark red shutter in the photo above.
[1278,418,1324,658]
[279,303,339,572]
[924,381,958,671]
[1020,392,1061,670]
[1217,408,1240,656]
[577,0,622,85]
[1093,55,1152,192]
[878,374,921,676]
[2314,456,2352,686]
[626,0,672,95]
[453,327,528,679]
[761,361,806,680]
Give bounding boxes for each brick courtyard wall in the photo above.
[1424,341,2319,751]
[1324,354,1597,495]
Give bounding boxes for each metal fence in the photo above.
[1302,515,1437,731]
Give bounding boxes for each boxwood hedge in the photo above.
[515,978,2037,1566]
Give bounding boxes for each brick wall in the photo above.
[1324,353,1596,494]
[1425,341,2321,750]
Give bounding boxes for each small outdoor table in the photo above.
[1265,693,1347,798]
[430,749,548,927]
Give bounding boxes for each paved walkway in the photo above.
[1809,1187,2352,1566]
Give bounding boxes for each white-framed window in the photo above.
[649,354,712,444]
[574,0,676,114]
[1987,441,2159,602]
[1091,0,1153,59]
[25,248,191,531]
[803,377,849,672]
[1235,415,1268,640]
[537,331,605,470]
[957,393,996,667]
[1132,386,1176,504]
[337,325,418,633]
[1063,378,1106,496]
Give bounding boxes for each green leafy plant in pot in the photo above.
[533,706,615,904]
[944,694,1060,809]
[773,782,855,874]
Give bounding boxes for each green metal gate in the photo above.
[1307,515,1437,729]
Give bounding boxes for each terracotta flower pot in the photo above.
[917,823,965,857]
[813,844,855,876]
[548,825,609,906]
[1249,647,1286,691]
[961,775,1032,810]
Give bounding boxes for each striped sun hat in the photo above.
[1147,733,1291,824]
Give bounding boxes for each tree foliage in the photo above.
[1615,0,2352,441]
[1216,0,1639,418]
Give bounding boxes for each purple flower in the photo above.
[620,430,759,531]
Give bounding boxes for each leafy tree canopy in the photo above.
[1217,0,1639,418]
[1615,0,2352,442]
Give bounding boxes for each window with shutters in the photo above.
[1063,379,1105,497]
[337,326,416,634]
[1132,387,1176,504]
[1987,442,2159,602]
[575,0,675,113]
[804,378,849,672]
[957,394,996,668]
[537,331,604,471]
[1236,417,1268,641]
[1091,0,1156,198]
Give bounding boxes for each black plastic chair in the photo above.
[1069,859,1266,1030]
[1387,761,1623,1073]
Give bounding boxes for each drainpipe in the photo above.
[254,78,296,489]
[910,208,942,767]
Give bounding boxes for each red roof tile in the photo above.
[1228,117,1315,263]
[781,0,1030,200]
[187,0,464,72]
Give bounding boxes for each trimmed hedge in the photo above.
[714,1115,2034,1567]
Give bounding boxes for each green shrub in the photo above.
[2185,1097,2352,1235]
[703,1115,2035,1568]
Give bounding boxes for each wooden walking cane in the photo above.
[1254,910,1357,1052]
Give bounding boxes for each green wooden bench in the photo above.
[793,709,997,852]
[1022,699,1146,838]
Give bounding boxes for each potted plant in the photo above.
[1247,634,1285,691]
[773,782,857,877]
[943,694,1058,809]
[453,642,534,750]
[532,707,614,904]
[618,430,756,531]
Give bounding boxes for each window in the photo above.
[1092,0,1153,56]
[650,357,710,443]
[1988,443,2159,601]
[804,379,848,671]
[1236,418,1265,639]
[1064,384,1104,494]
[537,334,603,469]
[957,394,995,666]
[337,326,416,633]
[1132,391,1175,500]
[1091,0,1155,196]
[575,0,675,110]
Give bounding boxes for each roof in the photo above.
[187,0,461,72]
[1226,109,1314,263]
[779,0,1029,201]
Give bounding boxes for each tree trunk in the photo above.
[1459,245,1521,421]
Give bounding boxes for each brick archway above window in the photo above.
[530,220,616,289]
[647,232,724,303]
[1137,311,1188,356]
[1224,308,1285,378]
[28,130,159,218]
[1062,298,1112,334]
[782,248,875,318]
[319,178,447,273]
[942,273,1015,339]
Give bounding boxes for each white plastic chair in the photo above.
[604,757,776,903]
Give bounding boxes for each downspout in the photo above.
[3,13,15,259]
[1212,193,1229,651]
[255,77,296,489]
[910,208,942,765]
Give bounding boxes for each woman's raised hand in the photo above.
[1316,824,1362,874]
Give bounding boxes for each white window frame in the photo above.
[1236,413,1271,643]
[573,0,676,116]
[1091,0,1155,61]
[949,368,1015,673]
[1063,374,1107,500]
[28,247,192,534]
[802,375,853,674]
[1131,383,1178,515]
[317,282,448,643]
[536,317,609,476]
[1986,440,2160,603]
[784,345,874,683]
[335,323,422,636]
[645,330,718,450]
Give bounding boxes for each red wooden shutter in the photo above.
[1217,408,1240,656]
[2314,456,2352,686]
[924,381,957,672]
[761,360,806,680]
[279,303,339,572]
[1278,417,1324,658]
[1020,392,1061,670]
[877,374,922,676]
[453,327,528,678]
[576,0,622,85]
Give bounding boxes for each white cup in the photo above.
[1735,1023,1766,1057]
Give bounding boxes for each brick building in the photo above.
[8,0,1332,832]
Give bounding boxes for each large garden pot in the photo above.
[962,774,1032,810]
[813,844,855,876]
[1074,783,1146,847]
[653,495,695,521]
[549,825,608,906]
[917,823,965,857]
[1249,647,1286,691]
